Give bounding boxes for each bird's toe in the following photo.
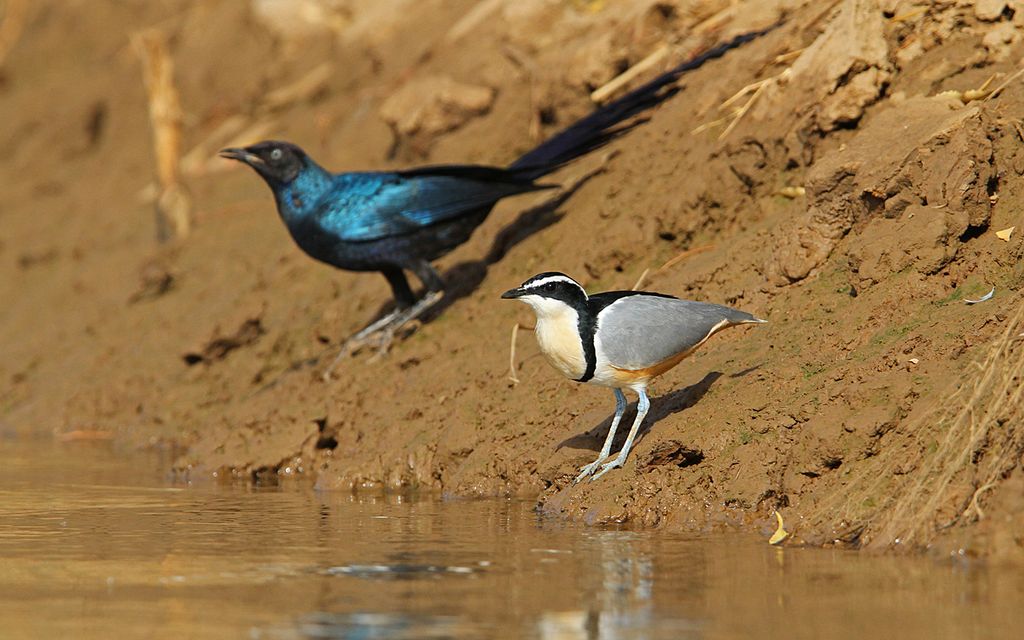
[366,328,396,362]
[574,460,603,484]
[590,458,624,481]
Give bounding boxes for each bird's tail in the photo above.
[508,23,781,180]
[727,309,768,326]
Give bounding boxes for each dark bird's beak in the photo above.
[501,287,525,299]
[219,147,263,165]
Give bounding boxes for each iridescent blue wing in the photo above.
[316,166,553,242]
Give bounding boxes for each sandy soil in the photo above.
[3,0,1024,559]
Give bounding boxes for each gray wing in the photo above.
[596,295,759,370]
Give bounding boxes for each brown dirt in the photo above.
[4,0,1024,560]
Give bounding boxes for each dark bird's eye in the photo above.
[544,283,555,291]
[270,148,283,161]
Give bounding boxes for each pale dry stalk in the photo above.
[133,28,192,242]
[0,0,27,69]
[507,322,535,385]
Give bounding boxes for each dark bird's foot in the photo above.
[321,291,444,380]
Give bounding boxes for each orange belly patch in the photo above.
[608,346,695,385]
[605,318,734,386]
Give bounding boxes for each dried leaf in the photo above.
[965,287,996,305]
[769,510,789,545]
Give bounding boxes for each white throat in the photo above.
[518,295,587,380]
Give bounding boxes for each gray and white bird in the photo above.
[502,272,765,482]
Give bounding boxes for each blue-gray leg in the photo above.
[592,388,650,481]
[574,388,627,484]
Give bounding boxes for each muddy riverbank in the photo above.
[3,0,1024,559]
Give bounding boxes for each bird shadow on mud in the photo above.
[557,365,761,454]
[419,192,568,320]
[399,163,606,324]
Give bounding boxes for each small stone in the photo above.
[379,76,495,138]
[982,22,1020,62]
[975,0,1009,21]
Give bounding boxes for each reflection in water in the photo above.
[0,440,1020,640]
[535,531,700,640]
[291,612,486,640]
[594,531,657,637]
[324,563,484,578]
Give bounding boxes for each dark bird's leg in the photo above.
[343,269,415,340]
[575,388,627,484]
[322,268,416,378]
[323,265,446,378]
[409,260,445,294]
[372,261,447,334]
[359,261,446,355]
[381,266,419,309]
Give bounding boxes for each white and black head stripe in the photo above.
[502,271,588,305]
[520,273,585,295]
[517,273,589,309]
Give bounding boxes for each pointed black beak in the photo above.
[501,287,525,299]
[219,147,262,165]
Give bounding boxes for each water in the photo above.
[0,440,1019,639]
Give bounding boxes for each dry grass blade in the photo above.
[631,268,650,291]
[591,44,670,104]
[772,48,806,65]
[720,76,774,110]
[693,68,791,139]
[508,323,521,384]
[987,66,1024,102]
[657,244,714,273]
[627,245,713,292]
[507,322,535,385]
[133,28,192,242]
[688,3,736,36]
[962,74,995,102]
[719,74,775,140]
[691,114,732,135]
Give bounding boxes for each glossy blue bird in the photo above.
[220,28,775,365]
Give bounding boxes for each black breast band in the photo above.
[575,312,597,383]
[574,290,677,383]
